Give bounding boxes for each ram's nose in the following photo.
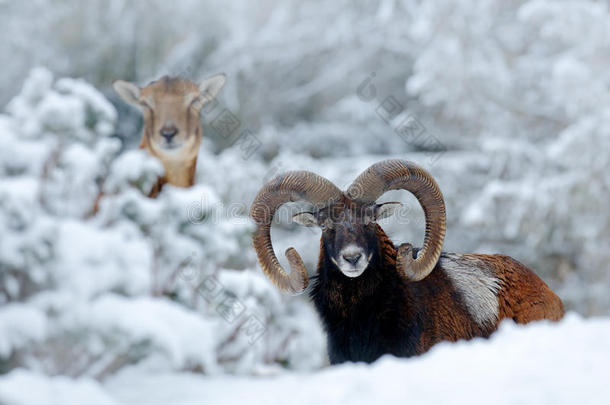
[342,252,362,265]
[160,126,178,142]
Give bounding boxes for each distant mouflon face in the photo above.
[293,199,401,277]
[139,78,202,157]
[113,74,226,161]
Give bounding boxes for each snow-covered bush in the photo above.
[0,69,326,380]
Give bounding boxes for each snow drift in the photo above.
[1,314,609,405]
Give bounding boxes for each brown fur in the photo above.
[113,74,226,198]
[313,224,564,362]
[479,254,565,322]
[378,229,499,352]
[138,77,203,196]
[376,228,564,328]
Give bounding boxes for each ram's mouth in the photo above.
[331,246,371,278]
[160,142,182,151]
[342,268,364,275]
[339,267,367,278]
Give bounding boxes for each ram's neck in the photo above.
[374,224,398,268]
[310,225,422,363]
[139,130,199,196]
[161,157,197,188]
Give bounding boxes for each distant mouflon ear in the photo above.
[292,212,318,227]
[198,73,226,104]
[113,80,141,106]
[374,202,402,221]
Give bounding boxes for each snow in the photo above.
[0,371,120,405]
[64,295,220,374]
[0,305,47,358]
[53,220,152,299]
[1,314,608,405]
[104,150,164,195]
[1,0,609,402]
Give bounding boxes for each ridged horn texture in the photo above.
[347,159,446,281]
[250,171,342,294]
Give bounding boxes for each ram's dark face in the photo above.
[293,199,401,277]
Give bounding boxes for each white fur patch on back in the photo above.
[440,254,501,327]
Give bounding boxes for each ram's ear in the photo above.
[198,73,226,103]
[374,202,402,221]
[113,80,141,106]
[292,212,318,227]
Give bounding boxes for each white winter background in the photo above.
[0,0,609,404]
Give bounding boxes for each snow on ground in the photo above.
[1,313,608,405]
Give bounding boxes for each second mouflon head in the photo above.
[113,74,226,196]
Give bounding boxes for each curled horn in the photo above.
[250,171,342,294]
[347,159,446,281]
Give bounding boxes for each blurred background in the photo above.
[0,0,609,403]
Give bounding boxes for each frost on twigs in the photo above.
[0,69,323,379]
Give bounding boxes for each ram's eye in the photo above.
[362,209,375,225]
[320,220,333,231]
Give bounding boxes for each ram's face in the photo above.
[293,200,401,278]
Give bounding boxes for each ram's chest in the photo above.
[312,283,421,364]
